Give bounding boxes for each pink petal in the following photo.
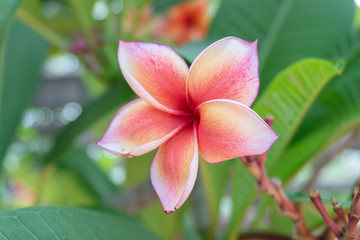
[119,41,191,115]
[197,99,278,163]
[187,37,259,108]
[97,99,191,157]
[151,123,198,213]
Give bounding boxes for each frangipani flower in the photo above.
[97,37,278,213]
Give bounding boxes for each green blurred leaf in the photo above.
[0,0,22,161]
[355,6,360,29]
[140,201,184,240]
[45,167,99,206]
[257,199,336,236]
[208,0,354,92]
[43,80,133,165]
[153,0,183,13]
[226,160,255,239]
[225,59,341,240]
[267,202,293,236]
[0,206,162,240]
[125,151,154,188]
[16,0,68,49]
[63,148,117,200]
[68,0,96,41]
[0,20,48,163]
[0,0,22,41]
[200,159,232,238]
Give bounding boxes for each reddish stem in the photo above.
[331,197,347,226]
[348,182,360,239]
[239,116,315,239]
[309,189,342,238]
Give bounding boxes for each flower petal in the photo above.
[119,41,190,115]
[187,37,259,108]
[97,99,191,157]
[151,123,198,213]
[197,99,278,163]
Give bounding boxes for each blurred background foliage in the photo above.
[1,0,360,239]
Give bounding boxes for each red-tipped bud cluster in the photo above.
[309,189,343,238]
[310,176,360,239]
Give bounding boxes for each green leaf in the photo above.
[255,59,342,170]
[225,59,341,240]
[208,0,354,91]
[43,80,133,166]
[273,29,360,182]
[0,206,162,240]
[0,20,48,163]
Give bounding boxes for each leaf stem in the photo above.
[16,8,67,49]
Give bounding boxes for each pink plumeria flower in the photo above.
[97,37,278,213]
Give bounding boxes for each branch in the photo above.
[240,116,316,240]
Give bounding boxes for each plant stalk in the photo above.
[16,8,67,49]
[240,116,315,239]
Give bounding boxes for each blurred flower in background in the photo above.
[152,0,211,45]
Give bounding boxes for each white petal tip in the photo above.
[96,141,135,158]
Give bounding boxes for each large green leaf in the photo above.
[208,0,354,91]
[0,0,23,161]
[272,29,360,182]
[224,59,341,240]
[0,20,48,163]
[255,59,343,169]
[0,206,162,240]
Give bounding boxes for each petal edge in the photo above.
[197,99,278,163]
[187,37,259,108]
[97,99,191,157]
[119,41,191,115]
[150,124,198,213]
